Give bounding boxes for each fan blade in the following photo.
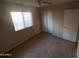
[43,1,52,4]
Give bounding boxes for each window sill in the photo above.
[14,26,33,32]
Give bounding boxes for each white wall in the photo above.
[41,1,79,38]
[41,5,64,38]
[0,2,41,53]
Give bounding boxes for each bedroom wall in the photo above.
[41,1,79,38]
[0,2,41,53]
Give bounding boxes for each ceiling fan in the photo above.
[37,0,53,7]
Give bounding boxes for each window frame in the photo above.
[10,11,33,31]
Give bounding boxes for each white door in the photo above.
[47,12,53,34]
[42,11,53,34]
[42,11,48,32]
[63,9,79,42]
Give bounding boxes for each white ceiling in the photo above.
[0,0,78,7]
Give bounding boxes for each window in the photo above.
[23,12,33,28]
[10,12,33,31]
